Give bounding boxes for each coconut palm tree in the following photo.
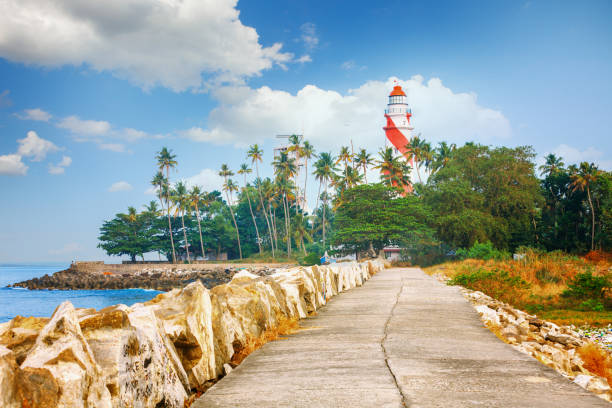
[156,148,177,263]
[431,142,456,174]
[292,212,313,255]
[539,154,565,177]
[336,146,353,169]
[405,136,427,183]
[171,181,191,263]
[313,152,337,247]
[238,163,262,254]
[301,140,315,207]
[570,162,601,251]
[355,148,373,183]
[188,186,206,260]
[375,147,411,190]
[223,178,242,259]
[273,151,298,256]
[247,144,275,257]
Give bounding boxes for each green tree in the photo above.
[355,148,373,183]
[156,147,178,263]
[332,184,434,255]
[98,207,152,261]
[238,163,262,254]
[570,162,601,251]
[172,181,192,263]
[220,164,242,259]
[313,152,337,247]
[247,144,275,256]
[188,186,206,260]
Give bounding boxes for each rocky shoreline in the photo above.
[0,260,385,407]
[9,264,284,291]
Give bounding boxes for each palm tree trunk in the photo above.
[363,165,368,184]
[194,203,205,260]
[587,186,595,251]
[303,160,309,209]
[286,194,292,257]
[322,181,327,248]
[226,192,242,259]
[165,166,177,263]
[312,180,322,231]
[415,160,422,183]
[244,181,262,254]
[255,163,274,257]
[181,211,191,263]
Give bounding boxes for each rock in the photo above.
[0,346,19,408]
[587,376,611,394]
[20,301,112,408]
[575,374,593,388]
[475,305,500,326]
[528,318,544,328]
[545,332,582,347]
[223,363,233,375]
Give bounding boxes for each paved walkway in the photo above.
[194,268,609,407]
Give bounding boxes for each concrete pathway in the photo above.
[194,268,609,407]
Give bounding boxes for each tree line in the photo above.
[98,135,611,263]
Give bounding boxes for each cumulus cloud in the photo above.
[550,144,612,170]
[182,168,225,193]
[17,130,59,161]
[57,115,162,152]
[180,76,512,151]
[48,155,72,175]
[297,55,312,63]
[0,154,28,175]
[17,108,52,121]
[0,0,293,91]
[300,23,319,50]
[108,181,133,192]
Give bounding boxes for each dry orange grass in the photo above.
[578,343,612,386]
[230,317,300,366]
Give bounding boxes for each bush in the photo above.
[562,271,611,301]
[448,267,530,304]
[299,253,321,266]
[455,241,510,261]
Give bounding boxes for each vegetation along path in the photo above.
[194,268,608,407]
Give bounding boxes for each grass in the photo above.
[425,249,612,327]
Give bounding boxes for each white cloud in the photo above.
[550,144,612,170]
[57,116,111,137]
[300,23,319,50]
[341,60,366,71]
[297,55,312,63]
[48,155,72,175]
[0,0,292,91]
[17,108,52,121]
[99,143,127,153]
[17,130,59,161]
[0,154,28,175]
[108,181,133,192]
[182,168,225,193]
[181,76,512,151]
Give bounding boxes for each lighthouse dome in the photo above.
[389,85,406,96]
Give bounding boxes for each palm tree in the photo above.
[172,181,191,263]
[355,149,373,183]
[313,152,337,247]
[188,186,206,260]
[223,178,243,259]
[301,140,315,207]
[431,142,456,174]
[292,212,313,255]
[336,146,353,169]
[539,154,565,177]
[405,136,427,183]
[156,148,177,263]
[570,162,600,251]
[273,151,298,256]
[375,147,411,191]
[238,163,262,254]
[247,144,275,257]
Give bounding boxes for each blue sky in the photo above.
[0,0,611,262]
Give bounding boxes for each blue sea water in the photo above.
[0,263,163,323]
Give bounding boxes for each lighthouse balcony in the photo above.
[385,107,411,115]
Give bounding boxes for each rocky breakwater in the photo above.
[459,286,612,402]
[9,264,282,291]
[0,259,386,407]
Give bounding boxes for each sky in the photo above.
[0,0,611,263]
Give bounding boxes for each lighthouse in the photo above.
[383,84,413,155]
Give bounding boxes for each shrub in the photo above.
[562,271,611,301]
[448,267,530,304]
[579,299,605,312]
[455,241,510,261]
[299,253,321,266]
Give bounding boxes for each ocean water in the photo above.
[0,263,163,323]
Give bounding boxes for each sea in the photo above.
[0,263,163,323]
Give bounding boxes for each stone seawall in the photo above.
[70,261,293,275]
[0,259,387,407]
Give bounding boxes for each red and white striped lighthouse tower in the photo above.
[383,84,413,155]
